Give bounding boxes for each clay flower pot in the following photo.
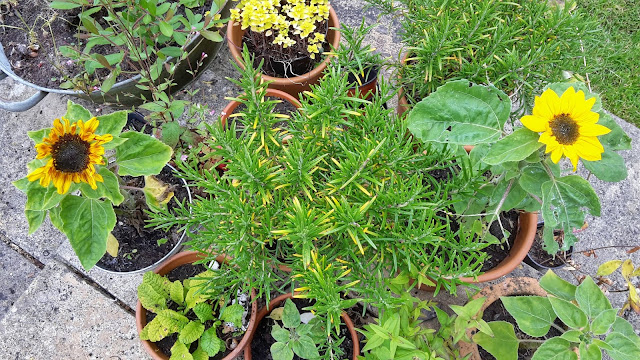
[243,293,361,360]
[458,277,547,360]
[396,53,412,117]
[220,88,302,126]
[346,66,379,100]
[227,6,341,97]
[135,251,258,360]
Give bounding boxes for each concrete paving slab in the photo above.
[0,260,146,359]
[0,239,40,318]
[0,90,72,266]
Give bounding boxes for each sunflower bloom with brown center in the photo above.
[27,117,113,194]
[520,87,611,171]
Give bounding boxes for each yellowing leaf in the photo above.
[596,260,622,276]
[144,175,174,212]
[622,259,634,280]
[267,306,284,321]
[106,233,119,257]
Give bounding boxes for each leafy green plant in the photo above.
[328,19,383,91]
[597,257,640,315]
[407,79,631,254]
[267,298,326,360]
[366,0,596,117]
[138,269,246,359]
[474,270,640,360]
[13,100,172,270]
[49,0,228,123]
[359,275,492,360]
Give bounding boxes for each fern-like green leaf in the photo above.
[200,327,224,357]
[193,303,215,323]
[171,280,185,305]
[169,341,193,360]
[143,317,170,342]
[221,304,245,327]
[137,283,168,314]
[142,271,171,298]
[157,309,190,333]
[179,321,205,344]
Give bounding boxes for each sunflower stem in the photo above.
[120,185,144,192]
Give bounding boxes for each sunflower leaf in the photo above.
[58,195,117,270]
[95,110,128,136]
[25,182,75,211]
[483,128,544,165]
[596,112,631,151]
[582,151,627,182]
[116,132,173,177]
[79,167,125,205]
[65,100,93,122]
[27,128,51,144]
[25,209,47,235]
[407,79,511,145]
[541,175,600,253]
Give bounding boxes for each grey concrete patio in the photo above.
[0,0,638,358]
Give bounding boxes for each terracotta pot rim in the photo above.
[226,6,340,87]
[219,88,302,127]
[243,292,361,360]
[135,251,258,360]
[458,277,547,360]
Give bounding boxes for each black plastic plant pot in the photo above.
[523,222,573,272]
[346,65,379,99]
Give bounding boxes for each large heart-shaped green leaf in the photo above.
[548,297,588,330]
[407,79,511,145]
[79,167,125,205]
[59,195,116,270]
[64,100,92,122]
[540,270,577,301]
[575,276,612,319]
[473,321,519,360]
[483,128,544,165]
[501,296,556,337]
[582,150,628,183]
[95,110,128,136]
[115,132,172,176]
[531,337,577,360]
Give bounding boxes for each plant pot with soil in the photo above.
[406,79,630,289]
[226,0,340,96]
[460,271,640,360]
[523,222,574,272]
[14,100,177,271]
[0,0,232,111]
[136,251,258,360]
[244,292,360,360]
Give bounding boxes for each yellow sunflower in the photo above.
[27,117,113,194]
[521,87,611,171]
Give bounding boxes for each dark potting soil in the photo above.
[478,298,564,360]
[96,165,190,272]
[145,263,253,359]
[0,0,213,89]
[242,19,329,78]
[479,210,519,272]
[250,297,362,360]
[527,227,570,268]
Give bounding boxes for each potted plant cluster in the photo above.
[226,0,341,95]
[0,0,232,111]
[366,0,594,117]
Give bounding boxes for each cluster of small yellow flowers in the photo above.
[230,0,330,58]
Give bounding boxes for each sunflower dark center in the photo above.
[51,134,90,173]
[549,113,579,145]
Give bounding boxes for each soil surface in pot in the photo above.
[0,0,213,89]
[478,298,564,360]
[479,210,519,272]
[145,262,253,359]
[96,166,189,272]
[251,298,362,359]
[528,227,570,268]
[241,19,329,78]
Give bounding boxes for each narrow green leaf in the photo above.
[170,280,184,305]
[548,297,588,329]
[597,260,623,276]
[159,21,174,37]
[200,29,223,42]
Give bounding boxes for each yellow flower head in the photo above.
[27,117,112,194]
[521,87,611,171]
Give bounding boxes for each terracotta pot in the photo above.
[219,88,302,127]
[135,251,258,360]
[227,6,341,97]
[346,66,379,99]
[397,53,412,117]
[458,277,547,360]
[243,293,361,360]
[416,211,537,291]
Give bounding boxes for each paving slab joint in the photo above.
[52,256,136,316]
[0,230,45,270]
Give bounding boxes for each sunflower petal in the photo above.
[550,147,563,163]
[534,89,561,119]
[563,146,579,171]
[580,123,611,137]
[520,115,547,132]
